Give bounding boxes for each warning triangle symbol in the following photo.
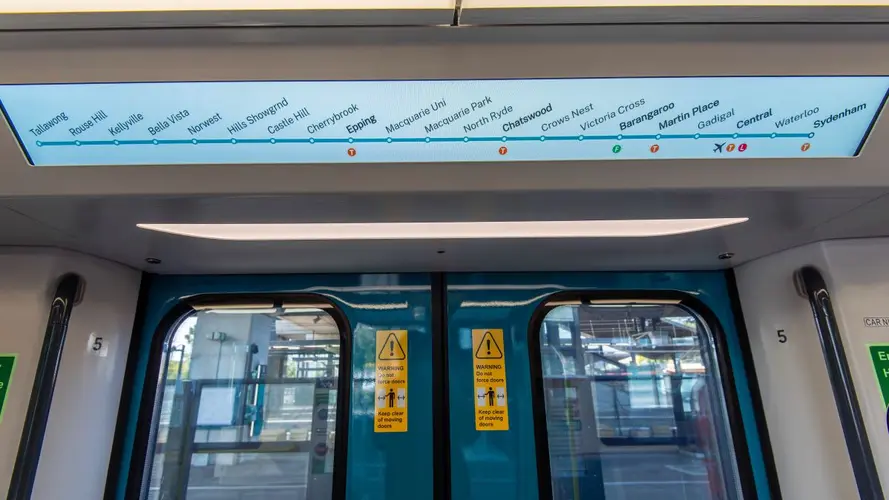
[475,331,503,359]
[378,333,406,360]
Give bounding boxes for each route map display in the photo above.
[1,76,887,166]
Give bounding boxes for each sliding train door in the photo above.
[113,274,434,500]
[113,271,773,500]
[446,272,775,500]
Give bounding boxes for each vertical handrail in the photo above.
[7,273,83,500]
[795,266,884,500]
[158,380,198,500]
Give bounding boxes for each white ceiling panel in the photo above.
[0,189,882,273]
[0,205,77,247]
[0,25,888,273]
[3,25,889,197]
[809,193,889,243]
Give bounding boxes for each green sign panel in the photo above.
[868,344,889,408]
[0,354,18,423]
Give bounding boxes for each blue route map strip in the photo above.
[1,77,887,165]
[33,132,815,147]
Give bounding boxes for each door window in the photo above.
[142,303,346,500]
[535,300,743,500]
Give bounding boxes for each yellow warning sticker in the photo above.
[473,329,509,431]
[374,330,408,433]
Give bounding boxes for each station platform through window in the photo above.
[143,304,345,500]
[535,300,743,500]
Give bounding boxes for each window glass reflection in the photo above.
[145,305,342,500]
[539,302,742,500]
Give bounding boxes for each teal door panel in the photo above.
[115,270,769,500]
[116,273,433,500]
[446,271,770,500]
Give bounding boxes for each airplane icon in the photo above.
[713,142,726,153]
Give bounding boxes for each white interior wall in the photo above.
[0,248,141,500]
[734,241,858,500]
[735,238,889,500]
[820,239,889,487]
[0,251,63,495]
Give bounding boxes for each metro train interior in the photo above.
[3,3,889,500]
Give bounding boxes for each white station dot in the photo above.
[617,134,623,140]
[425,137,431,143]
[192,139,197,144]
[270,138,276,144]
[771,133,777,138]
[501,136,508,142]
[388,137,393,143]
[463,137,469,142]
[656,134,661,140]
[348,138,354,143]
[578,135,584,141]
[153,139,158,145]
[75,140,81,146]
[540,136,546,141]
[114,140,120,145]
[733,133,739,139]
[231,138,237,144]
[36,141,42,147]
[694,134,700,139]
[310,138,315,144]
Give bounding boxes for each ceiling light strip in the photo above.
[136,218,748,241]
[4,0,455,14]
[462,0,889,7]
[459,0,889,24]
